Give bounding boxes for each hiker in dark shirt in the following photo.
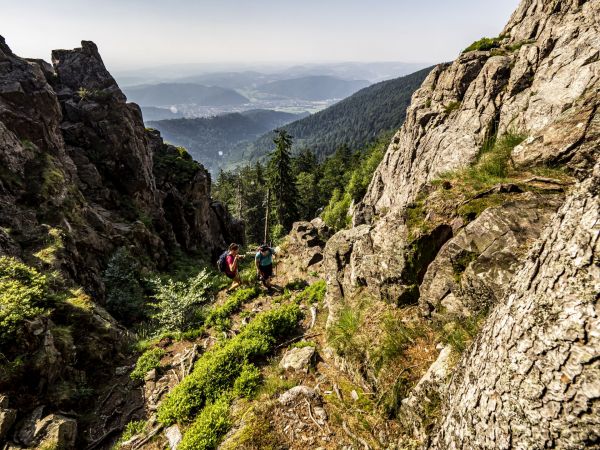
[255,244,276,291]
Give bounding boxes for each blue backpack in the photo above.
[217,251,229,272]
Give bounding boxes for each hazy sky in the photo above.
[2,0,521,71]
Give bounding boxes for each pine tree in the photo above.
[267,130,299,232]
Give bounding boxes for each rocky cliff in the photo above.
[323,0,599,447]
[0,38,242,448]
[0,37,241,294]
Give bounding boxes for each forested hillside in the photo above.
[214,132,388,244]
[148,109,307,174]
[248,66,433,160]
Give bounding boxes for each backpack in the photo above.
[217,251,229,273]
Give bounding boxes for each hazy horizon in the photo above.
[3,0,520,73]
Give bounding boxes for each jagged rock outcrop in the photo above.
[359,0,599,220]
[419,193,563,317]
[326,0,599,313]
[321,0,599,446]
[0,37,242,449]
[0,36,241,294]
[429,162,599,449]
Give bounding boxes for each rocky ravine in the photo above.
[323,0,599,448]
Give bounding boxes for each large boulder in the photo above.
[279,346,316,373]
[285,219,332,270]
[33,414,77,449]
[0,395,17,442]
[398,346,454,442]
[419,193,563,317]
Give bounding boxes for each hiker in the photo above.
[255,244,276,291]
[220,243,243,292]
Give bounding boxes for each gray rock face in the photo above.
[419,194,563,316]
[360,0,599,220]
[278,385,321,406]
[324,0,600,312]
[398,346,453,442]
[0,406,17,442]
[284,219,332,270]
[279,346,316,373]
[429,163,600,449]
[323,216,452,326]
[0,36,242,293]
[165,424,183,450]
[33,414,77,449]
[0,36,241,448]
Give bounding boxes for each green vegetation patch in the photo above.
[158,303,301,425]
[232,363,262,398]
[0,256,51,343]
[120,419,147,442]
[103,248,146,325]
[130,348,165,380]
[205,286,260,330]
[295,280,326,305]
[439,314,486,353]
[443,101,461,114]
[327,305,362,359]
[450,250,479,280]
[178,396,231,450]
[153,144,200,187]
[463,36,502,53]
[151,269,215,333]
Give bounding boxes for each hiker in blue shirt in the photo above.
[255,244,276,291]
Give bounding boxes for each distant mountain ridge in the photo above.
[123,82,249,106]
[256,75,370,100]
[148,109,307,174]
[248,66,434,160]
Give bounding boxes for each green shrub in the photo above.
[158,304,301,425]
[151,269,214,333]
[121,419,147,441]
[130,348,164,380]
[463,36,502,53]
[0,257,51,343]
[322,189,352,231]
[233,363,261,398]
[205,286,260,329]
[103,248,145,324]
[295,280,326,305]
[178,396,231,450]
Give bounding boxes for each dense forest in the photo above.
[213,131,389,244]
[247,66,432,161]
[148,109,307,174]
